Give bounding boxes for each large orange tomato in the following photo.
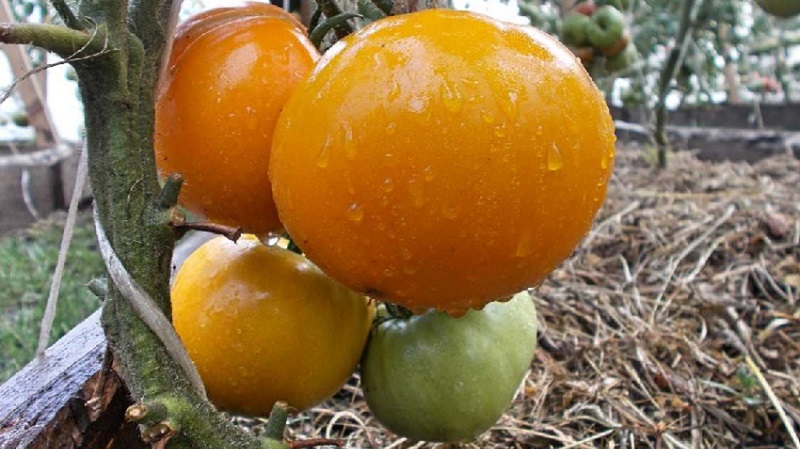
[156,8,319,235]
[270,10,616,315]
[171,236,373,415]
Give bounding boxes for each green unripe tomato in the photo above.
[598,0,629,11]
[586,5,625,49]
[361,291,538,443]
[561,12,593,47]
[606,41,637,73]
[755,0,800,17]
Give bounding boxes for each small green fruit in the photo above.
[586,5,625,49]
[561,12,593,47]
[754,0,800,17]
[605,42,637,73]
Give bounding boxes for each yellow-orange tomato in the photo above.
[156,11,319,235]
[167,2,303,69]
[270,10,616,314]
[171,236,373,415]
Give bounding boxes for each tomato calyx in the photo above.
[384,302,415,320]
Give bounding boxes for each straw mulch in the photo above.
[247,145,800,448]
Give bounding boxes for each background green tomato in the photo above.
[586,5,626,49]
[361,291,538,443]
[561,12,593,47]
[754,0,800,17]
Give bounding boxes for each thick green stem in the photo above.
[0,23,104,58]
[653,0,702,169]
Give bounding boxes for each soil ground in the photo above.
[255,145,800,448]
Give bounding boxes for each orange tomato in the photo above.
[171,236,373,415]
[269,10,616,314]
[156,9,319,234]
[167,2,303,69]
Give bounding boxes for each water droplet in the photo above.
[401,248,412,260]
[316,137,331,168]
[408,181,424,207]
[387,79,401,101]
[343,124,356,159]
[383,268,396,278]
[383,178,394,192]
[386,122,397,135]
[423,166,434,181]
[536,126,543,136]
[408,97,426,114]
[441,80,463,114]
[442,205,460,219]
[490,143,501,153]
[493,123,507,138]
[346,203,364,223]
[547,143,564,171]
[601,149,614,169]
[515,231,534,257]
[481,110,496,124]
[402,264,418,275]
[500,90,519,119]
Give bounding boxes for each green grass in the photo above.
[0,212,105,382]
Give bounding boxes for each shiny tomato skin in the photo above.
[156,12,319,234]
[360,291,538,442]
[167,2,303,69]
[171,236,373,415]
[269,9,615,314]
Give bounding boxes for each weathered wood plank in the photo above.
[0,310,146,449]
[614,120,798,163]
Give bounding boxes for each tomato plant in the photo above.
[360,291,538,442]
[155,7,319,235]
[269,9,616,315]
[171,236,374,415]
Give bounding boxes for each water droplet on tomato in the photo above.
[386,122,397,135]
[441,80,463,114]
[401,248,412,260]
[343,124,356,159]
[499,90,519,119]
[315,137,331,168]
[402,264,418,275]
[387,78,401,101]
[547,143,564,171]
[346,203,364,223]
[442,205,460,219]
[383,178,394,192]
[481,110,496,124]
[493,123,507,138]
[423,166,434,181]
[514,230,533,257]
[601,149,613,169]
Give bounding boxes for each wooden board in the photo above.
[0,310,146,448]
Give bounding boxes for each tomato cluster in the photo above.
[561,1,637,73]
[161,4,614,442]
